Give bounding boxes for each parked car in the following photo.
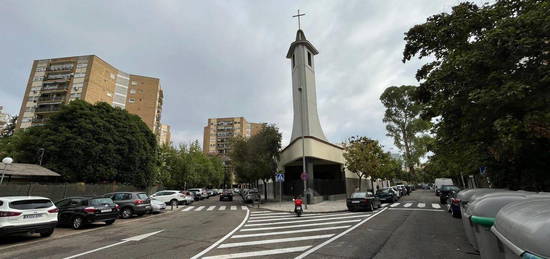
[181,191,195,204]
[434,178,454,196]
[219,189,234,201]
[243,189,261,203]
[103,192,151,219]
[347,192,381,212]
[150,199,166,214]
[188,188,205,200]
[396,185,408,196]
[150,190,189,206]
[0,196,58,237]
[439,185,461,204]
[206,190,214,197]
[375,188,398,203]
[55,197,118,229]
[390,187,401,199]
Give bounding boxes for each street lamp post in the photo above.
[298,87,307,209]
[1,157,14,185]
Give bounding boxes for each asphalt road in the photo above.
[0,190,478,259]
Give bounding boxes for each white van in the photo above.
[434,178,454,196]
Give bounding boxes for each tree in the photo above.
[380,86,432,176]
[402,0,550,190]
[0,115,17,138]
[12,100,158,188]
[343,136,388,191]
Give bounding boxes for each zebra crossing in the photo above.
[380,202,444,210]
[194,208,387,259]
[181,205,249,212]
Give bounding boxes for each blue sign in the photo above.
[275,173,285,182]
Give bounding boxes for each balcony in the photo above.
[31,117,49,125]
[35,105,61,113]
[41,84,69,93]
[37,96,66,104]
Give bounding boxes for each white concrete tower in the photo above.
[286,29,327,142]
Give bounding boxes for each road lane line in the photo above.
[418,203,426,208]
[381,203,389,207]
[231,225,350,238]
[250,212,293,217]
[248,212,353,223]
[241,206,248,210]
[389,208,444,212]
[295,207,388,259]
[219,206,226,210]
[230,206,237,210]
[64,240,129,259]
[244,214,372,227]
[240,219,362,231]
[249,213,319,219]
[195,206,206,211]
[431,203,441,209]
[190,209,250,259]
[207,206,216,211]
[390,203,401,207]
[404,203,413,208]
[201,246,311,259]
[182,206,195,211]
[218,234,334,248]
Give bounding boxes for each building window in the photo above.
[307,51,312,66]
[131,81,137,85]
[292,54,295,67]
[130,89,136,94]
[129,98,135,103]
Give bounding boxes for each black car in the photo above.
[375,188,398,203]
[347,192,381,211]
[439,185,461,204]
[55,197,119,229]
[104,192,151,219]
[219,189,233,201]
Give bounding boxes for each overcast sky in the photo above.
[0,0,468,153]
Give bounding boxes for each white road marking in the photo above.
[182,206,195,211]
[389,208,444,212]
[195,206,206,211]
[240,219,362,232]
[244,214,372,227]
[431,203,441,209]
[218,234,334,248]
[247,212,351,223]
[206,206,216,211]
[295,207,389,259]
[232,225,350,238]
[219,206,226,211]
[404,203,413,208]
[249,214,310,219]
[241,206,248,210]
[418,203,426,208]
[190,209,250,259]
[381,203,389,207]
[201,246,311,259]
[390,203,401,207]
[230,206,237,210]
[249,212,290,217]
[63,230,164,259]
[250,211,273,214]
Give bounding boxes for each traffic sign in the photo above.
[300,172,308,181]
[275,173,285,182]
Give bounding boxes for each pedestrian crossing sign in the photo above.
[275,173,285,182]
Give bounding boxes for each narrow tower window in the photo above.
[292,54,295,68]
[307,52,312,67]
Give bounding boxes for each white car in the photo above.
[150,199,166,213]
[150,190,189,206]
[390,187,401,198]
[0,196,58,237]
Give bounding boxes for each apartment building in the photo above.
[15,55,164,136]
[0,106,10,130]
[203,117,264,156]
[159,124,171,146]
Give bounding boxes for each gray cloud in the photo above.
[0,0,463,153]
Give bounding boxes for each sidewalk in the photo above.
[255,199,347,213]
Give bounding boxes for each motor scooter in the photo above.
[293,198,303,217]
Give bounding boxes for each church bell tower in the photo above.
[286,29,327,142]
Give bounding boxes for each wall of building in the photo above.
[125,75,162,134]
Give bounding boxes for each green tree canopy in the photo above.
[403,0,550,190]
[343,136,389,191]
[12,100,158,188]
[380,85,432,176]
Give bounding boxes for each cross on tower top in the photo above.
[292,9,306,30]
